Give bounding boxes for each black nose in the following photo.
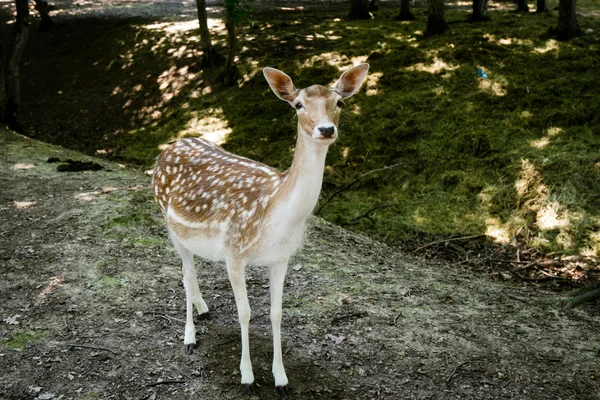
[318,126,336,138]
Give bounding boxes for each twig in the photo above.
[564,285,600,310]
[67,343,119,355]
[343,203,396,225]
[416,235,485,251]
[446,361,469,382]
[315,163,402,215]
[145,380,186,387]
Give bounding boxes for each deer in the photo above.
[152,63,369,397]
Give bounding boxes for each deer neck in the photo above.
[277,126,329,221]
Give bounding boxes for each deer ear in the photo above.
[263,67,298,103]
[335,63,370,99]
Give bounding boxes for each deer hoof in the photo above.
[199,312,211,320]
[184,343,195,355]
[241,383,257,397]
[276,385,290,398]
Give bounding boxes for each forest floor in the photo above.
[1,128,599,400]
[1,1,600,399]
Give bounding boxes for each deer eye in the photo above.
[336,100,345,108]
[295,102,303,110]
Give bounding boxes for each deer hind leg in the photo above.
[225,255,256,395]
[171,235,208,355]
[270,262,290,397]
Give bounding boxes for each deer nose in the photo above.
[318,126,336,138]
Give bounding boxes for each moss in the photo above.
[1,331,42,350]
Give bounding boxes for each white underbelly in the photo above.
[173,233,227,262]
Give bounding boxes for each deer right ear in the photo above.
[263,68,298,103]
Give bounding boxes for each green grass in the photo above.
[112,3,600,257]
[1,331,42,350]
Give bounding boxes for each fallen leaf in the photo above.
[326,334,346,345]
[3,315,21,325]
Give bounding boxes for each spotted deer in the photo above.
[152,63,369,397]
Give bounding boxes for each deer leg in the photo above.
[226,256,255,395]
[171,235,207,354]
[270,263,290,397]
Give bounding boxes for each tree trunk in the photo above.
[517,0,530,12]
[369,0,380,11]
[396,0,415,21]
[555,0,581,40]
[426,0,447,36]
[34,0,54,32]
[536,0,548,13]
[347,0,372,20]
[1,0,30,129]
[471,0,490,21]
[195,0,221,66]
[225,18,238,86]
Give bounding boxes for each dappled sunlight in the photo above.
[406,50,458,75]
[534,39,559,54]
[478,73,507,97]
[180,107,231,145]
[485,217,510,245]
[529,126,563,149]
[365,72,382,96]
[483,33,533,47]
[12,163,35,170]
[14,201,36,209]
[298,52,369,74]
[536,201,571,230]
[143,18,225,34]
[158,65,198,102]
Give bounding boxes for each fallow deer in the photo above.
[152,63,369,397]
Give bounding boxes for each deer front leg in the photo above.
[270,263,289,397]
[226,256,255,396]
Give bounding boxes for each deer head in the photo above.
[263,63,370,143]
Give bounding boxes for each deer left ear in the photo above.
[334,63,370,99]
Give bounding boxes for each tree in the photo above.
[34,0,54,32]
[425,0,447,36]
[1,0,30,130]
[517,0,530,12]
[536,0,549,13]
[369,0,380,11]
[555,0,581,40]
[347,0,372,20]
[470,0,490,22]
[396,0,415,21]
[196,0,223,66]
[223,0,243,86]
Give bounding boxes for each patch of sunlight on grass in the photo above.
[158,65,199,102]
[143,19,225,34]
[534,39,559,54]
[529,126,563,149]
[365,72,382,96]
[521,111,533,118]
[478,75,507,97]
[181,107,232,145]
[530,137,550,149]
[406,57,459,74]
[536,201,570,230]
[298,52,369,73]
[483,33,533,46]
[485,217,510,244]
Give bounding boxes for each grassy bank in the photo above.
[25,1,600,257]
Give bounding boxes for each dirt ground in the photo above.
[1,129,600,400]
